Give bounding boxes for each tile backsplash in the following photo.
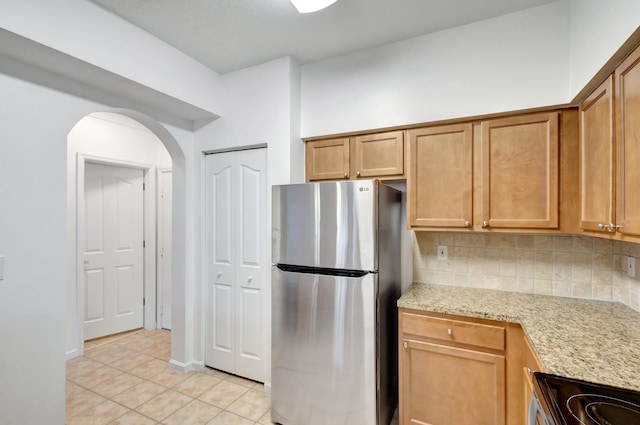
[413,232,640,312]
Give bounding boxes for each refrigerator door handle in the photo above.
[274,263,372,278]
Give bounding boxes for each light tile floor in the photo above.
[66,329,272,425]
[67,328,400,425]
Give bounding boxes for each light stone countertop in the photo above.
[398,282,640,392]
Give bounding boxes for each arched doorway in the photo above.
[66,109,186,362]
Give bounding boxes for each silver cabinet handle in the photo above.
[447,328,453,336]
[464,221,471,227]
[482,220,489,228]
[403,342,408,348]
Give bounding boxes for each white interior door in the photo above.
[83,163,144,340]
[205,149,267,382]
[158,170,172,330]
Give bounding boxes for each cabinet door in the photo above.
[400,339,505,425]
[352,131,404,178]
[481,113,559,229]
[522,336,543,425]
[579,76,615,233]
[616,46,640,236]
[305,137,349,181]
[408,124,473,228]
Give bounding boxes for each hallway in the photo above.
[66,329,271,424]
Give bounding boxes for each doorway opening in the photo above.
[66,110,182,360]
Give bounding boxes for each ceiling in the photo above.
[91,0,559,75]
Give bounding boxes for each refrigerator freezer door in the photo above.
[271,266,377,425]
[272,181,377,271]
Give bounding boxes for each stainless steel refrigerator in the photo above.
[271,180,401,425]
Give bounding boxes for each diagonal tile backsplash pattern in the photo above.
[413,233,640,312]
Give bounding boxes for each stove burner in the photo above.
[567,394,640,425]
[533,372,640,425]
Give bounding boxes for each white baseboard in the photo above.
[65,349,80,361]
[169,358,205,373]
[191,360,205,372]
[263,381,272,394]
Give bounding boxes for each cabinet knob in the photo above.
[356,170,360,177]
[598,223,605,231]
[482,221,489,228]
[403,342,408,349]
[343,171,348,178]
[447,328,453,336]
[464,221,471,227]
[608,223,620,232]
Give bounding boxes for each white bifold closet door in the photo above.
[205,149,267,382]
[83,162,144,340]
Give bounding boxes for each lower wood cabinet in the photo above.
[522,333,544,424]
[399,308,542,425]
[401,339,505,425]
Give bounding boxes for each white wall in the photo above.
[69,113,172,167]
[194,56,303,385]
[0,0,223,116]
[568,0,640,96]
[65,112,172,358]
[0,71,195,425]
[301,1,571,137]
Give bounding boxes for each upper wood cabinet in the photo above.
[408,123,473,228]
[579,75,615,233]
[352,131,404,178]
[480,112,559,230]
[305,131,405,182]
[578,43,640,240]
[407,111,574,232]
[305,137,350,181]
[615,45,640,237]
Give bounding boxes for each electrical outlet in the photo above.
[628,257,636,278]
[437,245,448,261]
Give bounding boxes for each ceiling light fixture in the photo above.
[290,0,339,13]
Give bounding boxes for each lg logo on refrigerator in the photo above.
[359,187,370,192]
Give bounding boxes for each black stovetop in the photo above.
[534,372,640,425]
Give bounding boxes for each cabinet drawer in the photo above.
[402,312,505,351]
